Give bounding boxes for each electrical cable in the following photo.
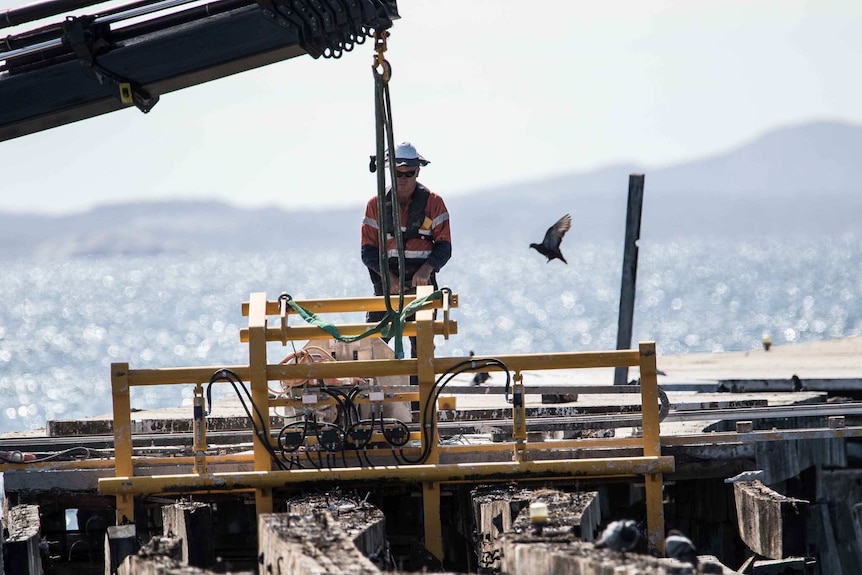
[400,358,511,464]
[0,446,94,463]
[206,368,288,470]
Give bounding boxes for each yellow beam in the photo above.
[15,425,862,474]
[99,456,675,495]
[0,437,642,473]
[241,293,459,316]
[238,321,458,343]
[120,348,642,388]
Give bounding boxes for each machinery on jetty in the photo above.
[102,289,670,553]
[1,287,674,573]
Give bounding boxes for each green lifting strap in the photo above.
[371,37,410,358]
[279,291,443,345]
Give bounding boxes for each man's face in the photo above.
[394,166,419,201]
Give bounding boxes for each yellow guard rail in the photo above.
[100,288,673,556]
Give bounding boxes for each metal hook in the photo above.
[372,30,391,82]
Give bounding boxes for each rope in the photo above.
[372,29,410,358]
[278,290,444,344]
[280,31,425,357]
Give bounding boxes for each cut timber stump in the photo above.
[162,501,215,569]
[733,480,808,560]
[4,505,42,575]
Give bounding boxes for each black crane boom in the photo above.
[0,0,398,142]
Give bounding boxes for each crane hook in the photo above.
[372,29,391,82]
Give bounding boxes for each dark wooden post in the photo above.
[614,174,645,386]
[105,524,139,575]
[162,502,215,568]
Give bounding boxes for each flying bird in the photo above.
[530,213,572,264]
[665,530,698,566]
[595,519,639,553]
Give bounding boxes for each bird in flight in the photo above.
[530,214,572,264]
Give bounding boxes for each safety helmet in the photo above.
[386,141,430,167]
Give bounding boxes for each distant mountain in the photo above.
[0,201,359,259]
[451,119,862,243]
[1,120,860,258]
[649,121,862,197]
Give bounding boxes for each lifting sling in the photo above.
[283,30,443,358]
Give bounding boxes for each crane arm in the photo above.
[0,0,398,142]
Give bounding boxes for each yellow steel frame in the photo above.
[99,289,675,556]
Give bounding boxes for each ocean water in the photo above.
[1,234,860,434]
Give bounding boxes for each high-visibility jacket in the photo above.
[361,183,452,286]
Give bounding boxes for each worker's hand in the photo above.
[389,272,401,294]
[411,264,434,287]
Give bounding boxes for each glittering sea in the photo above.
[1,235,860,434]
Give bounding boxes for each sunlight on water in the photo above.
[0,236,860,433]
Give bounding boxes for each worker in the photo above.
[361,141,452,364]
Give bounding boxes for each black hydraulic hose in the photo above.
[319,387,360,427]
[106,0,252,42]
[207,368,289,470]
[2,0,111,29]
[400,358,511,465]
[1,23,62,53]
[317,387,347,426]
[0,0,235,30]
[347,386,364,424]
[1,0,251,68]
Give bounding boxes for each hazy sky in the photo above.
[1,0,859,214]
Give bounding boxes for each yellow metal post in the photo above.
[192,383,208,474]
[416,286,438,463]
[639,341,665,554]
[512,373,527,462]
[111,363,135,523]
[415,286,444,561]
[423,482,443,562]
[248,292,273,514]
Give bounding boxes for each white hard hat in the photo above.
[386,141,429,167]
